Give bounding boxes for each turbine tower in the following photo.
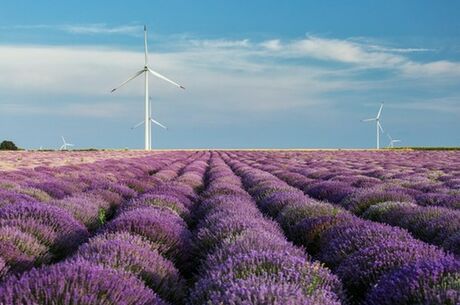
[59,136,74,151]
[111,25,184,150]
[362,103,384,149]
[387,134,401,148]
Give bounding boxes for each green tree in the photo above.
[0,140,18,150]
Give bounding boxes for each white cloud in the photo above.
[260,36,407,68]
[62,24,140,35]
[0,101,128,118]
[0,23,141,35]
[401,60,460,78]
[257,36,460,78]
[0,34,459,122]
[260,39,282,51]
[189,39,251,48]
[366,45,434,53]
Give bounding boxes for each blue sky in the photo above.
[0,0,459,149]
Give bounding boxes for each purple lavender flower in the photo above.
[259,190,307,218]
[16,187,53,202]
[443,231,460,256]
[149,182,198,206]
[0,226,51,271]
[74,234,186,303]
[365,256,460,305]
[343,187,414,215]
[416,192,460,210]
[336,240,448,302]
[202,230,306,272]
[27,180,77,199]
[189,250,342,305]
[103,206,192,265]
[295,213,355,255]
[0,202,89,258]
[49,193,112,230]
[0,256,8,279]
[193,194,258,222]
[305,181,356,204]
[119,193,190,220]
[195,211,282,255]
[202,182,251,199]
[363,201,460,253]
[0,260,167,305]
[86,188,123,207]
[0,189,37,207]
[276,201,347,241]
[317,219,415,269]
[206,277,342,305]
[88,180,137,200]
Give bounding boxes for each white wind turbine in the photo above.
[362,103,384,149]
[387,134,401,148]
[131,96,167,148]
[59,136,74,151]
[111,25,184,150]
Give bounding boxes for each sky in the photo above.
[0,0,459,149]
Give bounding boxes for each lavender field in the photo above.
[0,150,458,305]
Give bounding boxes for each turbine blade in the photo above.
[378,121,384,133]
[131,121,145,129]
[111,69,144,92]
[144,25,148,66]
[394,140,401,143]
[377,103,384,118]
[148,68,185,89]
[59,145,65,150]
[67,144,74,146]
[362,118,376,122]
[61,136,65,144]
[151,118,167,129]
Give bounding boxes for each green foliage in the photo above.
[98,208,106,225]
[0,140,18,150]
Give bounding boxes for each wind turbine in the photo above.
[131,96,167,148]
[387,134,401,148]
[59,136,74,151]
[111,25,184,150]
[362,103,384,149]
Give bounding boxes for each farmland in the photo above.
[0,150,458,304]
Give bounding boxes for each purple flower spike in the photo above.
[365,256,460,305]
[0,202,89,258]
[103,206,192,265]
[0,260,168,305]
[74,233,186,304]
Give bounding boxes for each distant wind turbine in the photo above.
[362,103,384,149]
[59,136,74,151]
[131,96,167,148]
[387,134,401,148]
[111,25,184,150]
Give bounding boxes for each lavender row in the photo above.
[187,154,344,305]
[241,152,460,255]
[222,152,459,305]
[0,153,185,279]
[71,152,209,304]
[0,152,209,304]
[243,150,459,210]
